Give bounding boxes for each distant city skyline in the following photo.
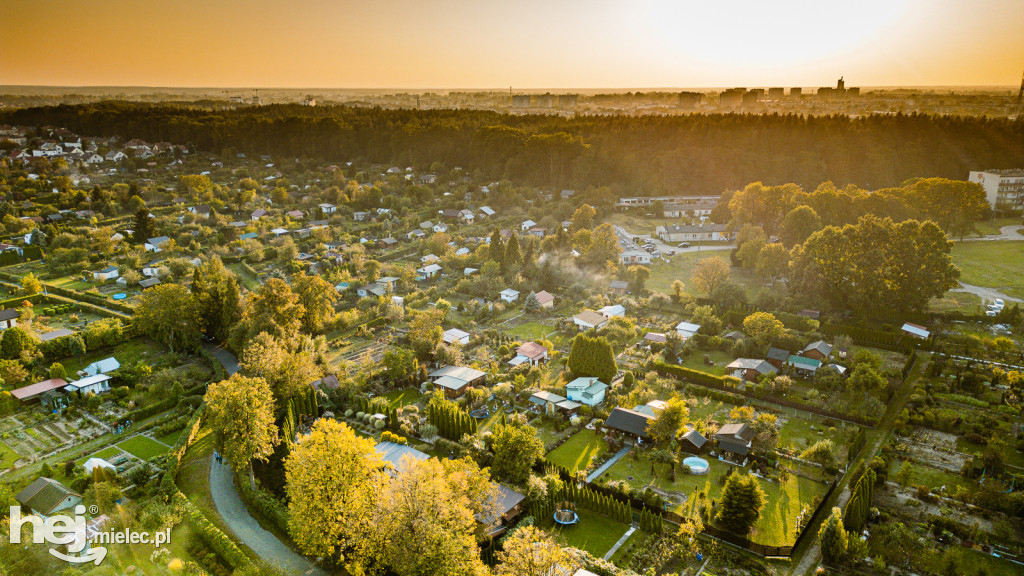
[3,0,1022,89]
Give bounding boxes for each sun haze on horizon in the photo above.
[2,0,1022,89]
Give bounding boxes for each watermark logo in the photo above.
[10,505,170,565]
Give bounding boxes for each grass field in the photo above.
[117,435,171,460]
[951,242,1024,299]
[508,322,556,341]
[383,388,423,408]
[546,429,610,473]
[972,217,1021,236]
[0,442,21,469]
[646,249,763,297]
[679,350,734,376]
[156,428,186,446]
[605,452,829,547]
[228,263,261,291]
[76,446,123,465]
[928,291,984,314]
[891,461,975,492]
[542,508,630,557]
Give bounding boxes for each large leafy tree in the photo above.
[135,284,200,353]
[490,414,544,484]
[368,457,495,576]
[646,398,688,444]
[690,256,730,295]
[285,419,385,562]
[716,472,766,534]
[292,271,339,334]
[743,312,784,346]
[496,526,569,576]
[780,205,822,247]
[190,257,241,342]
[230,278,303,351]
[240,331,323,403]
[570,203,596,233]
[582,223,622,269]
[206,374,278,489]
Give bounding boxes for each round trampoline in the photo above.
[553,509,579,525]
[683,456,710,475]
[469,408,490,419]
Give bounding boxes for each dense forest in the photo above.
[5,102,1024,194]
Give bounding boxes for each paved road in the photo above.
[613,224,735,257]
[210,456,326,576]
[587,446,630,482]
[203,345,326,576]
[204,344,240,375]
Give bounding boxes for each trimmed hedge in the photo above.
[650,360,742,388]
[174,491,250,569]
[235,474,291,537]
[127,383,207,422]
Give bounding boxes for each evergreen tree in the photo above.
[489,228,505,265]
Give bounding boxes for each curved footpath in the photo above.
[202,344,326,576]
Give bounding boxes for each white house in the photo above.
[353,211,369,221]
[500,288,520,303]
[420,253,440,264]
[676,321,701,339]
[443,328,471,346]
[142,261,164,277]
[66,374,112,395]
[565,377,608,407]
[92,266,119,281]
[620,250,652,265]
[901,323,930,339]
[479,206,496,217]
[417,263,442,278]
[318,203,337,214]
[520,220,537,231]
[0,309,19,330]
[598,304,626,319]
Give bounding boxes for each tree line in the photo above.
[5,102,1024,192]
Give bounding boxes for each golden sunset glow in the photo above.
[2,0,1022,87]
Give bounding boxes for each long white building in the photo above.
[969,170,1024,214]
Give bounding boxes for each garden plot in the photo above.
[895,430,971,474]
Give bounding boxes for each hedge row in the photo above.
[173,491,251,569]
[127,383,207,422]
[235,474,291,537]
[650,360,742,388]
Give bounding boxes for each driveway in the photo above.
[613,224,735,258]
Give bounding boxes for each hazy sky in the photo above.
[2,0,1022,88]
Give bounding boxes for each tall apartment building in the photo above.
[969,169,1024,214]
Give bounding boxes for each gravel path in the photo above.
[958,225,1024,242]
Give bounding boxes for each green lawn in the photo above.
[777,417,848,458]
[928,290,984,314]
[951,242,1024,299]
[0,442,21,469]
[227,263,261,291]
[508,322,555,341]
[679,350,734,376]
[76,446,123,465]
[546,429,610,474]
[383,388,423,408]
[956,436,1024,469]
[117,435,171,460]
[605,451,828,547]
[972,217,1021,236]
[542,508,630,558]
[647,250,728,294]
[156,428,186,446]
